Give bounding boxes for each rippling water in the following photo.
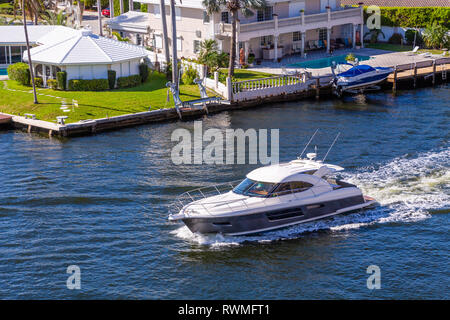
[0,85,448,299]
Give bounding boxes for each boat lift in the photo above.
[166,78,222,119]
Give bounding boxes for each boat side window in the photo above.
[272,183,291,196]
[233,178,254,195]
[246,182,276,197]
[289,181,313,193]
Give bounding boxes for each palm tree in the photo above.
[97,0,103,36]
[159,0,170,65]
[203,0,266,77]
[22,0,38,104]
[42,9,70,26]
[170,0,178,90]
[15,0,45,25]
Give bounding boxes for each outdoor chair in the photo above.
[406,46,420,56]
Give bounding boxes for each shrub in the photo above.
[423,22,449,49]
[364,7,450,28]
[34,77,43,88]
[388,33,403,45]
[248,53,255,64]
[56,71,67,90]
[140,3,147,12]
[7,62,30,85]
[68,79,109,91]
[181,65,198,85]
[107,70,116,89]
[405,29,423,46]
[116,74,141,88]
[346,53,356,62]
[47,79,58,89]
[138,63,149,83]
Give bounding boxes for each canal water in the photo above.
[0,85,448,299]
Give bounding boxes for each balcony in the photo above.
[215,7,362,41]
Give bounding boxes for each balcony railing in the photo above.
[216,7,361,38]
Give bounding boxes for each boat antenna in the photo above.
[299,129,319,159]
[322,132,341,162]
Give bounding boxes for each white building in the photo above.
[23,28,149,87]
[107,0,364,63]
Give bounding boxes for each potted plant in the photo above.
[247,53,255,66]
[355,41,361,49]
[345,53,356,64]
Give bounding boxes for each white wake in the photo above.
[172,147,449,247]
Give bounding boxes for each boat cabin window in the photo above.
[233,178,276,198]
[272,181,314,196]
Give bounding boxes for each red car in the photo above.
[102,8,110,18]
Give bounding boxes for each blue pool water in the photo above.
[288,55,371,69]
[0,85,448,299]
[0,68,7,76]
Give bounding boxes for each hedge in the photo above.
[117,74,141,88]
[56,71,67,90]
[7,62,30,86]
[139,63,149,83]
[108,70,116,89]
[68,79,109,91]
[364,7,450,28]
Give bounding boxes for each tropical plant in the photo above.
[422,22,449,49]
[181,65,198,85]
[203,0,266,78]
[41,9,70,25]
[197,39,226,75]
[21,0,38,103]
[388,33,403,45]
[14,0,45,25]
[345,53,356,62]
[364,29,385,43]
[112,31,130,42]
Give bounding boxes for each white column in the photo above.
[274,35,278,62]
[326,28,331,53]
[301,32,305,56]
[110,0,114,18]
[244,41,249,64]
[236,19,240,66]
[8,46,11,64]
[352,24,357,49]
[360,23,364,48]
[129,0,133,11]
[120,0,124,14]
[43,65,47,87]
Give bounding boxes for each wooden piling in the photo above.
[315,78,320,99]
[413,63,417,88]
[432,60,436,85]
[392,66,397,94]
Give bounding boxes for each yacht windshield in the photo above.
[233,178,275,197]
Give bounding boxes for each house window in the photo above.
[193,40,201,53]
[293,31,302,42]
[319,28,327,41]
[221,11,229,23]
[177,37,182,51]
[260,35,273,46]
[175,7,181,20]
[154,34,162,49]
[257,6,273,21]
[203,11,210,23]
[154,4,160,18]
[136,33,142,46]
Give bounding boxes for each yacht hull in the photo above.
[181,195,376,236]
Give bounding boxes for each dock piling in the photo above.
[432,60,436,85]
[392,66,397,94]
[413,63,417,88]
[315,78,320,99]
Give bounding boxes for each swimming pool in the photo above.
[0,68,7,76]
[288,55,371,69]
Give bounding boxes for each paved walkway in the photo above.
[251,48,443,77]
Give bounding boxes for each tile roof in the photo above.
[341,0,450,7]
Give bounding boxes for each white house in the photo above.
[107,0,364,63]
[22,28,149,87]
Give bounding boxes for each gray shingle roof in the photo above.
[341,0,450,7]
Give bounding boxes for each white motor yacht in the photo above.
[169,146,378,236]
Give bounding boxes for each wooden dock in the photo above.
[1,56,448,138]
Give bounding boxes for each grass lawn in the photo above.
[0,72,206,123]
[220,69,275,81]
